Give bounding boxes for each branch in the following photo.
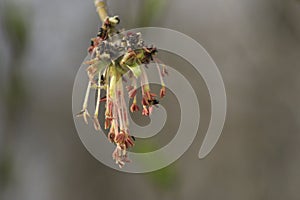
[94,0,108,22]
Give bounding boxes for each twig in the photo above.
[94,0,108,22]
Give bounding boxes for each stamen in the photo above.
[77,11,169,168]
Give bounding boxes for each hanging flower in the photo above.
[76,15,168,168]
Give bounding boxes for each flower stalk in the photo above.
[94,0,108,22]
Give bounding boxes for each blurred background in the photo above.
[1,0,300,199]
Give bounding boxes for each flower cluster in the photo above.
[77,15,168,168]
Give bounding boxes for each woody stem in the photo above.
[94,0,108,22]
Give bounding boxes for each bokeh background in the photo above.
[1,0,300,199]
